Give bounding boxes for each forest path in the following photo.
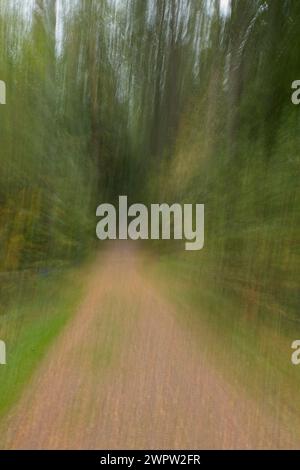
[0,244,293,449]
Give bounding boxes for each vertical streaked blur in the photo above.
[0,0,299,449]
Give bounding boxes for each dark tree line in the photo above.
[0,0,299,317]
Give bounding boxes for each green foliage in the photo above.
[0,0,299,323]
[147,0,300,320]
[0,270,83,418]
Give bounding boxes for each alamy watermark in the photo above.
[291,80,300,105]
[291,340,300,365]
[0,341,6,365]
[0,80,6,104]
[96,196,204,251]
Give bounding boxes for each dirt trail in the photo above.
[0,245,294,449]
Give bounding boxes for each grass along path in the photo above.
[0,244,297,449]
[0,266,86,420]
